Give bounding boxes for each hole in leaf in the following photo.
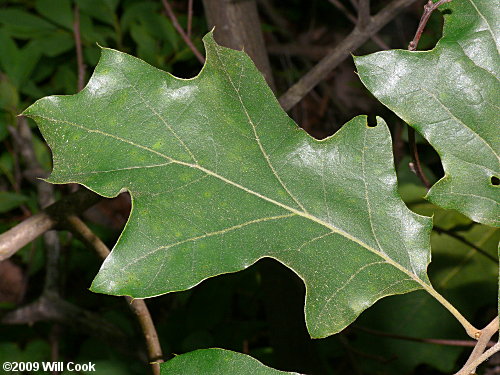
[491,176,500,186]
[367,115,377,127]
[442,9,452,15]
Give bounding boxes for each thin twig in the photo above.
[328,0,389,49]
[0,189,100,261]
[408,127,431,189]
[161,0,205,64]
[357,0,370,30]
[1,136,31,216]
[422,284,479,339]
[7,121,120,366]
[187,0,193,38]
[393,122,405,167]
[49,325,61,375]
[73,4,85,92]
[126,296,164,371]
[65,215,164,375]
[406,1,451,187]
[267,43,334,60]
[338,335,364,375]
[433,226,498,264]
[9,118,62,297]
[260,0,339,120]
[409,0,452,51]
[341,332,395,363]
[455,342,500,375]
[349,0,359,10]
[7,121,63,361]
[279,0,419,111]
[258,0,291,38]
[1,293,139,358]
[456,318,499,375]
[353,325,496,348]
[0,126,31,216]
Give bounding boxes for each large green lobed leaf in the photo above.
[355,0,500,227]
[24,33,433,338]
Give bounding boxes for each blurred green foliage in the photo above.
[0,1,206,373]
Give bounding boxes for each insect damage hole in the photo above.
[491,176,499,186]
[366,115,377,127]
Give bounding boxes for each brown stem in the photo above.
[342,329,396,364]
[2,140,22,193]
[457,342,500,375]
[65,215,164,375]
[161,0,205,64]
[455,318,499,375]
[405,1,451,188]
[393,122,405,167]
[187,0,193,38]
[408,0,452,51]
[433,226,498,264]
[73,4,86,92]
[9,118,62,300]
[49,325,61,375]
[279,0,419,111]
[0,189,100,261]
[126,296,164,372]
[203,0,276,92]
[408,127,431,189]
[357,0,370,30]
[1,293,140,359]
[258,0,291,39]
[338,335,364,375]
[353,325,496,348]
[1,136,31,216]
[328,0,389,49]
[267,43,334,60]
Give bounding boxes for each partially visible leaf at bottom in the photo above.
[24,33,433,338]
[160,349,300,375]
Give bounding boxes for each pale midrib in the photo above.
[361,131,417,276]
[361,131,384,254]
[120,71,199,164]
[315,260,389,323]
[141,213,296,263]
[30,114,430,289]
[54,162,173,177]
[146,213,297,285]
[211,44,308,213]
[421,87,499,163]
[445,190,500,206]
[465,0,499,54]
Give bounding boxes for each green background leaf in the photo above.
[25,33,434,338]
[0,191,28,213]
[355,0,500,227]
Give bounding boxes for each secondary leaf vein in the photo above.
[31,114,431,290]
